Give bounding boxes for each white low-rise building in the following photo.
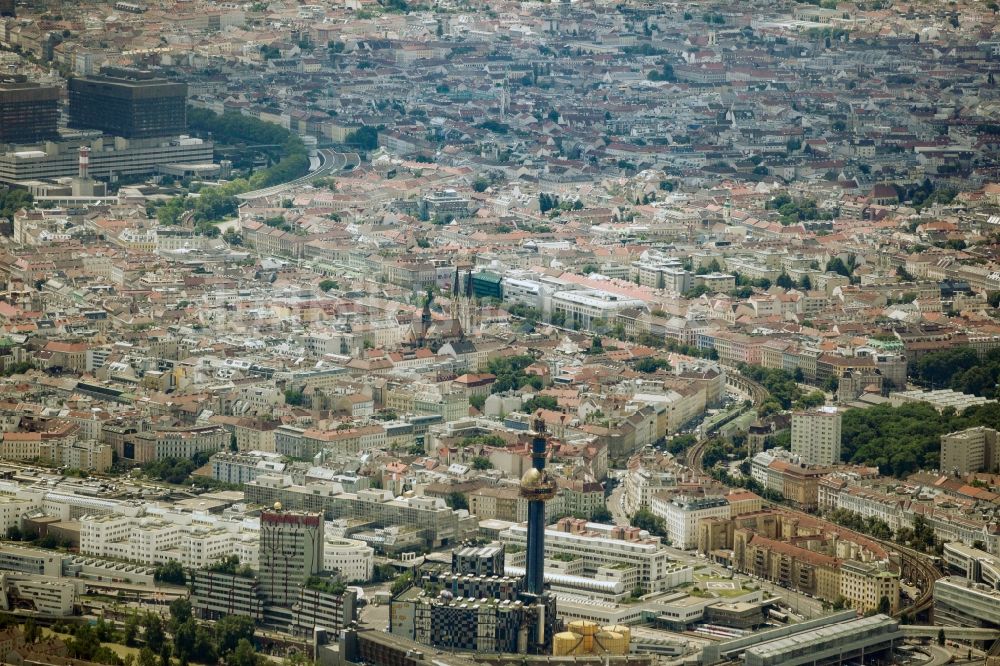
[323,538,374,582]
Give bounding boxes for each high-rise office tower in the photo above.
[0,82,60,144]
[68,72,187,139]
[259,505,324,606]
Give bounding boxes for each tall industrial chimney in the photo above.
[520,415,555,596]
[78,146,90,180]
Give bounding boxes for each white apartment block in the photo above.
[80,507,376,581]
[80,511,260,570]
[823,480,1000,555]
[791,407,841,466]
[0,574,76,616]
[623,467,677,515]
[831,486,906,533]
[940,427,1000,474]
[650,495,731,550]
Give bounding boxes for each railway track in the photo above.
[688,371,942,620]
[891,544,942,618]
[685,373,768,475]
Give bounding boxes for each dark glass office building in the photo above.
[0,83,60,144]
[68,74,187,139]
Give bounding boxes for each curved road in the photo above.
[235,149,359,201]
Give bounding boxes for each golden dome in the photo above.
[519,467,556,499]
[273,501,283,511]
[521,468,542,488]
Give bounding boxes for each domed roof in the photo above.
[520,467,556,499]
[521,467,542,488]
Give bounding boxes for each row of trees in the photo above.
[827,508,893,540]
[822,508,947,557]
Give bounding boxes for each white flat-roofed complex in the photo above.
[0,136,214,184]
[499,518,692,593]
[550,289,646,331]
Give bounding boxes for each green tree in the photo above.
[486,355,539,393]
[124,613,141,647]
[138,647,157,666]
[215,615,256,657]
[145,612,166,653]
[590,506,613,523]
[23,619,40,644]
[683,284,712,299]
[345,126,379,150]
[826,256,853,277]
[194,624,218,665]
[877,595,890,614]
[634,357,671,374]
[938,627,945,646]
[445,492,468,511]
[523,395,559,412]
[68,625,101,661]
[630,508,667,539]
[390,571,414,596]
[471,456,493,470]
[173,618,198,666]
[228,639,263,666]
[169,597,192,627]
[0,188,34,221]
[154,560,186,585]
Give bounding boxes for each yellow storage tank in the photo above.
[568,620,599,636]
[553,632,580,656]
[595,630,628,655]
[603,624,631,644]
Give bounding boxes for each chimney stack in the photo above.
[78,146,90,180]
